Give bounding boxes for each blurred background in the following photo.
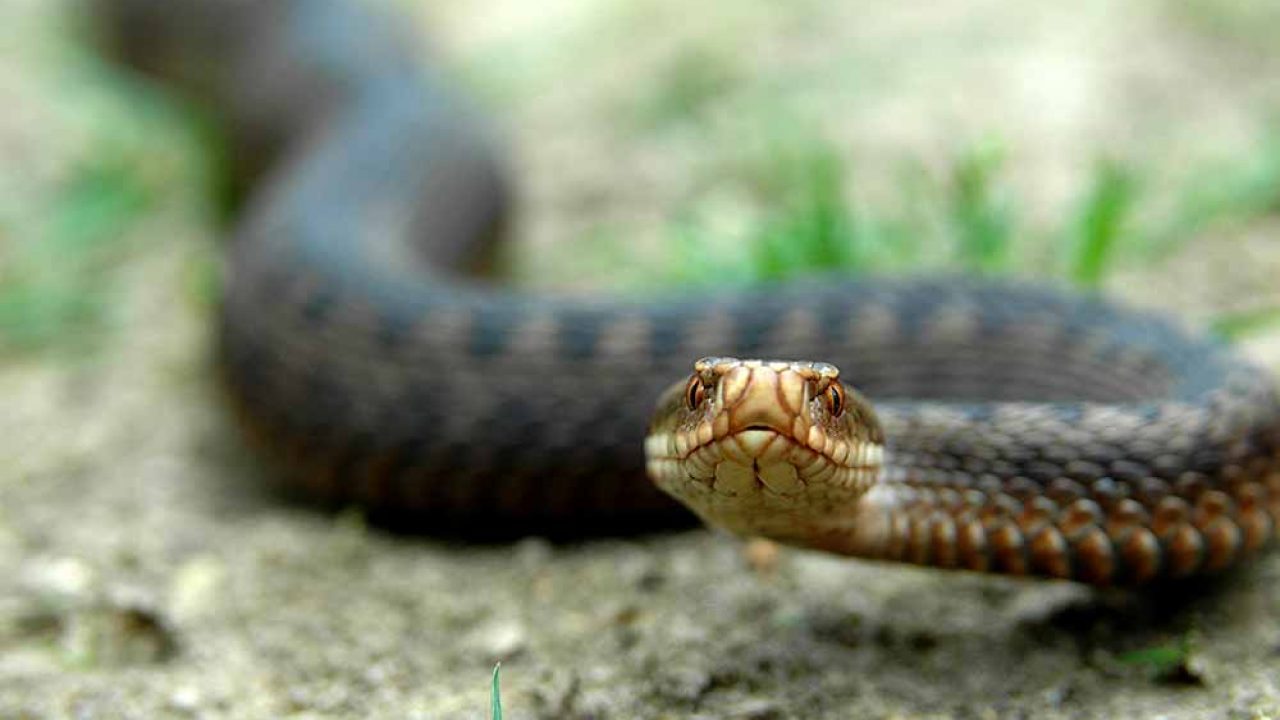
[8,0,1280,354]
[5,0,1280,716]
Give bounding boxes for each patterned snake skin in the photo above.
[97,0,1280,584]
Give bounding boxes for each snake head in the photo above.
[646,357,885,543]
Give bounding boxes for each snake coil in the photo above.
[97,0,1280,584]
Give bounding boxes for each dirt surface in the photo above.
[5,0,1280,718]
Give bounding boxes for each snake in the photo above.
[94,0,1280,586]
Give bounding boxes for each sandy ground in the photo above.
[6,0,1280,718]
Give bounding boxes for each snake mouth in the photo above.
[652,423,878,499]
[705,429,812,496]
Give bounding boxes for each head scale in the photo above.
[645,357,884,545]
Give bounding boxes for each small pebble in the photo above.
[467,620,527,662]
[743,538,781,575]
[170,555,227,621]
[169,686,202,713]
[22,557,95,603]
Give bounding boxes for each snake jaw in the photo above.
[646,358,885,541]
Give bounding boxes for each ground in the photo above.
[5,0,1280,718]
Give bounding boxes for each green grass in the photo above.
[0,18,209,356]
[0,155,150,352]
[661,127,899,285]
[650,129,1030,285]
[640,120,1280,341]
[1116,632,1203,685]
[1213,306,1280,341]
[948,139,1014,273]
[1065,160,1138,288]
[746,135,862,278]
[491,663,503,720]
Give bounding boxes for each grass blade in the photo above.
[949,140,1013,273]
[1069,160,1137,288]
[491,663,503,720]
[1212,307,1280,341]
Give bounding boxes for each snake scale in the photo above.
[97,0,1280,586]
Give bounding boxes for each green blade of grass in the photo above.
[949,140,1014,273]
[747,134,862,279]
[1115,632,1204,685]
[1212,306,1280,341]
[491,663,502,720]
[1116,643,1188,670]
[1068,160,1137,288]
[0,157,151,352]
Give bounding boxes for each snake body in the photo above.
[97,0,1280,584]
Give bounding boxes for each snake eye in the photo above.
[825,382,846,417]
[685,376,707,410]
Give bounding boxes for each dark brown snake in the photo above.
[97,0,1280,586]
